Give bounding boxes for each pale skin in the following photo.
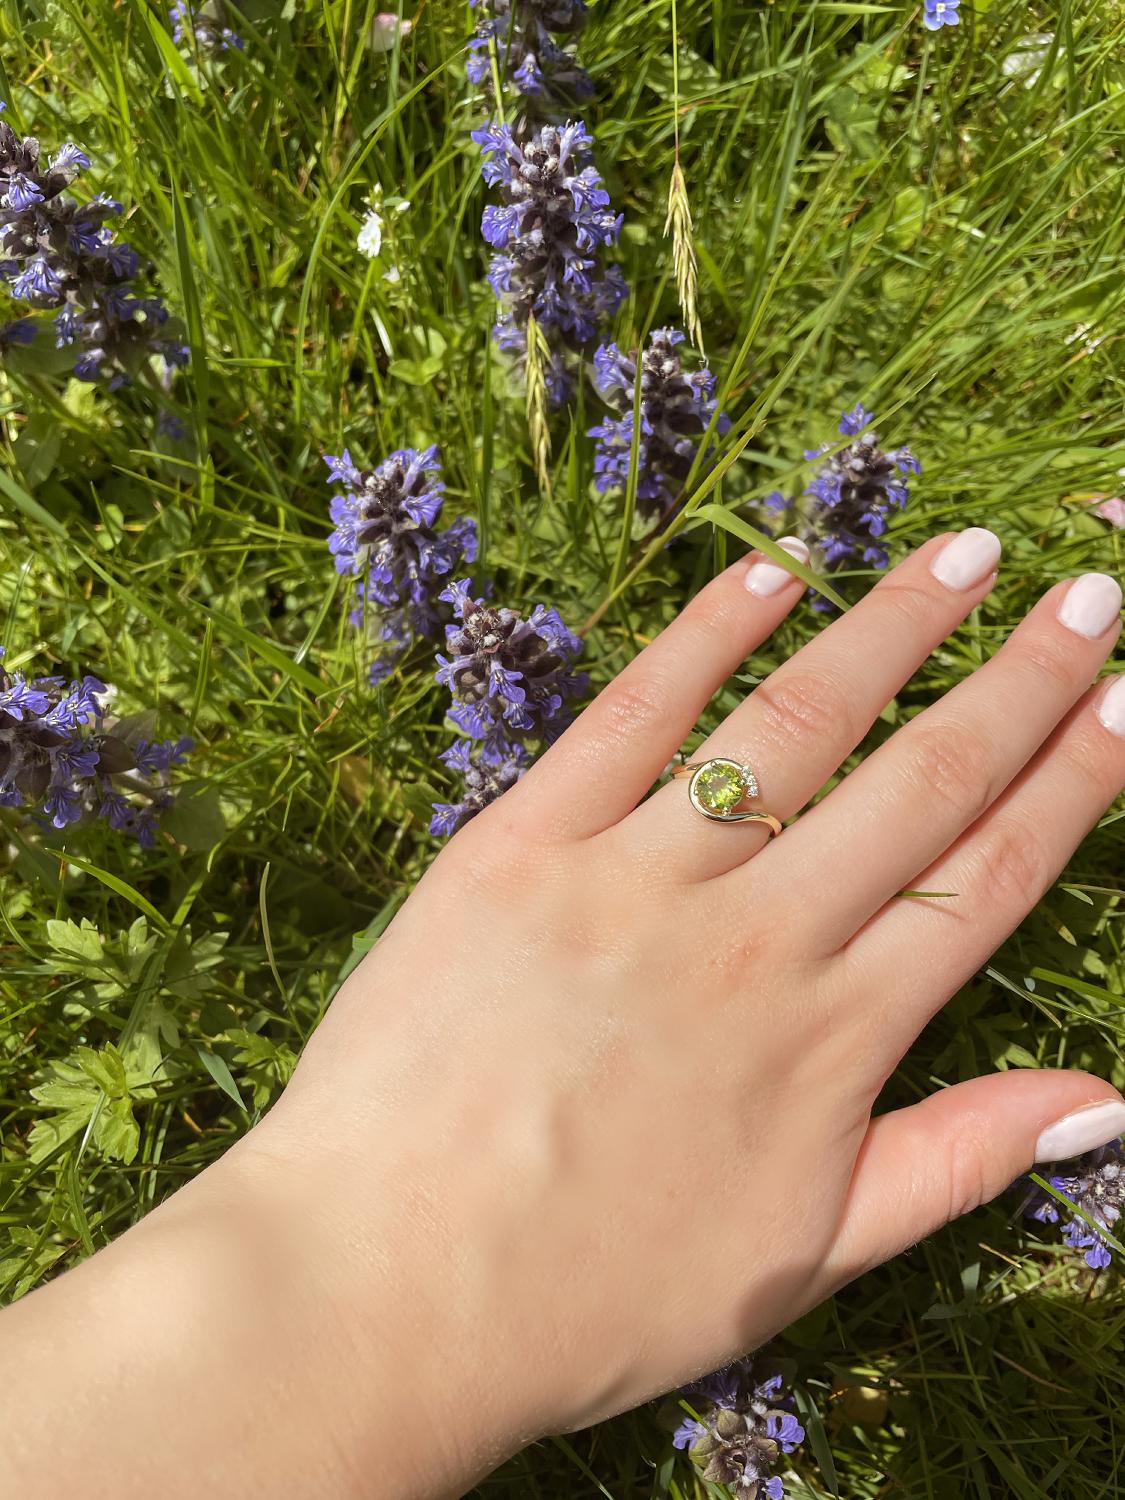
[2,528,1125,1500]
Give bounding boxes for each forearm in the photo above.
[0,1127,502,1500]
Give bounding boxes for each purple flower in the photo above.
[673,1359,805,1499]
[0,647,192,844]
[435,580,586,746]
[837,402,873,436]
[589,327,728,525]
[50,144,91,175]
[1023,1139,1123,1271]
[0,111,189,389]
[324,445,477,684]
[157,408,188,441]
[923,0,960,30]
[0,316,36,349]
[432,583,586,834]
[429,737,531,836]
[11,256,62,303]
[171,1,244,52]
[473,119,626,400]
[467,0,592,115]
[796,407,919,589]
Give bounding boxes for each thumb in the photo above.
[826,1071,1125,1282]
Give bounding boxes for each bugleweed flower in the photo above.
[325,446,477,685]
[673,1360,805,1500]
[429,738,530,837]
[431,579,586,834]
[923,0,960,29]
[0,106,189,389]
[171,0,244,53]
[789,405,919,597]
[473,118,626,402]
[0,649,192,846]
[467,0,593,114]
[589,327,728,525]
[1024,1139,1123,1271]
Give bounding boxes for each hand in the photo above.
[2,530,1123,1500]
[264,527,1125,1487]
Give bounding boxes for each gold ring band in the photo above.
[672,757,782,834]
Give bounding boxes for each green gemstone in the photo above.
[694,762,745,814]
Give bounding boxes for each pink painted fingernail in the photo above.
[745,536,809,598]
[929,528,1002,591]
[1096,677,1125,737]
[1034,1098,1125,1163]
[1058,573,1122,639]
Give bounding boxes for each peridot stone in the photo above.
[693,761,745,814]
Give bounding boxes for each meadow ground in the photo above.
[1,0,1123,1495]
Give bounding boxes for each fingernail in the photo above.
[1096,677,1125,737]
[745,536,809,597]
[1034,1099,1125,1163]
[1057,573,1122,639]
[929,528,1002,591]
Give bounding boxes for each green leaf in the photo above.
[688,504,851,610]
[387,355,444,385]
[0,463,68,538]
[143,8,204,104]
[54,852,171,932]
[196,1046,247,1111]
[29,1044,143,1165]
[163,785,227,849]
[95,1094,141,1165]
[794,1386,840,1496]
[45,917,106,970]
[197,606,326,695]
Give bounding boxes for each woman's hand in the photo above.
[2,530,1123,1500]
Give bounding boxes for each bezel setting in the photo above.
[687,757,761,822]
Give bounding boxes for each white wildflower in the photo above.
[357,206,384,259]
[369,13,413,52]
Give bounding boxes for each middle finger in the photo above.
[739,569,1122,955]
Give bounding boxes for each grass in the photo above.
[1,0,1124,1494]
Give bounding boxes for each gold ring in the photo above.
[672,756,782,834]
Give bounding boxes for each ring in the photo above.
[672,757,783,834]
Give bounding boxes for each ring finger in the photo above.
[620,527,1002,881]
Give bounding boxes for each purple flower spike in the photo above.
[800,406,918,591]
[589,326,728,526]
[674,1358,805,1499]
[474,118,626,401]
[467,0,593,115]
[0,113,188,387]
[325,445,477,685]
[1023,1139,1123,1270]
[431,583,586,835]
[0,646,192,845]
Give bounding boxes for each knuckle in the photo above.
[976,818,1052,909]
[592,673,671,749]
[945,1121,993,1220]
[871,575,942,631]
[752,668,857,754]
[1016,635,1078,695]
[904,721,995,823]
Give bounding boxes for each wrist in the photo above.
[0,1127,489,1500]
[228,1099,533,1498]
